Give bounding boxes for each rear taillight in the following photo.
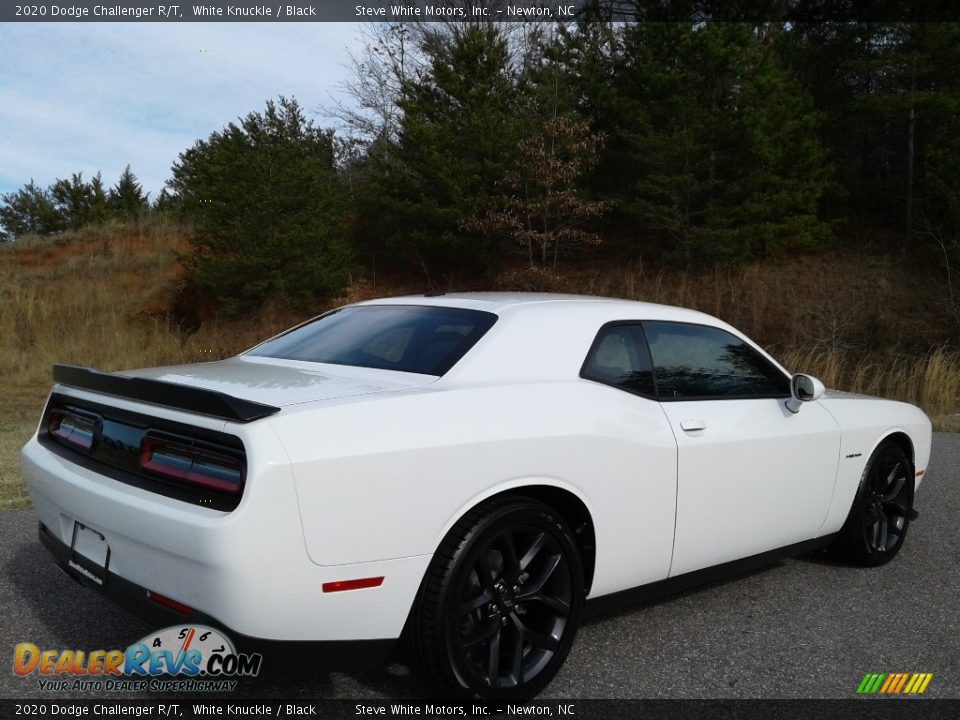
[139,436,243,495]
[48,409,98,450]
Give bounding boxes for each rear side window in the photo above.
[247,305,497,376]
[643,321,790,400]
[580,324,656,398]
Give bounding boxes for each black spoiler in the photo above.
[52,364,281,424]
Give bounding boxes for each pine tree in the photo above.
[51,172,100,230]
[358,24,525,280]
[784,22,960,246]
[0,180,64,239]
[108,165,149,220]
[573,22,832,260]
[88,172,109,225]
[168,97,352,314]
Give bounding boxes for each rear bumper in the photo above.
[38,522,396,671]
[39,519,196,628]
[22,431,431,644]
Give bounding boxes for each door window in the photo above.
[643,321,790,400]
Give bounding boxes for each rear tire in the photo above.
[408,497,584,698]
[832,441,914,566]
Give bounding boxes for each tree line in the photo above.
[3,21,959,315]
[0,166,152,239]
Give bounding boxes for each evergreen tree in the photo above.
[0,180,64,239]
[50,172,111,230]
[152,188,180,214]
[565,22,832,260]
[784,22,960,246]
[88,172,109,225]
[168,97,352,314]
[357,24,525,280]
[108,165,149,220]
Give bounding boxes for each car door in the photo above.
[640,321,842,578]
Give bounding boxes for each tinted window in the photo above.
[248,305,497,376]
[581,324,656,398]
[643,321,790,400]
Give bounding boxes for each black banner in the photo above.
[3,700,960,720]
[2,0,960,23]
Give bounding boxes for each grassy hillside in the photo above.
[1,221,957,508]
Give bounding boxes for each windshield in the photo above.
[246,305,498,376]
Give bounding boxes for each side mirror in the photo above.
[786,373,825,414]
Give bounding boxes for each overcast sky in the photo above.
[0,23,364,200]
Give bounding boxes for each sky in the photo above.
[0,23,364,200]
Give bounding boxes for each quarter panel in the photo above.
[22,401,431,641]
[272,382,679,596]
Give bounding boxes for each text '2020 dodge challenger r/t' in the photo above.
[22,293,932,697]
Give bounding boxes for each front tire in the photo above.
[408,497,584,698]
[832,441,914,566]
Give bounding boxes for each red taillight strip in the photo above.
[147,590,192,616]
[139,437,242,494]
[48,409,96,450]
[322,577,385,593]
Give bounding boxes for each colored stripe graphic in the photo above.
[857,672,932,694]
[857,673,883,693]
[893,673,910,693]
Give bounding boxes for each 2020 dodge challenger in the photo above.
[22,294,932,697]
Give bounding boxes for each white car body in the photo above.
[21,294,932,667]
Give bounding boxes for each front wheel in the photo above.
[832,440,914,566]
[408,497,584,698]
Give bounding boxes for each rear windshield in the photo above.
[247,305,498,376]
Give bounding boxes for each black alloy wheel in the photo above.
[409,497,584,698]
[833,441,914,566]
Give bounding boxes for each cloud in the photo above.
[0,22,363,198]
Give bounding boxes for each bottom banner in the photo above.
[3,699,960,720]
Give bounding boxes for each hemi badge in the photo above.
[845,453,862,458]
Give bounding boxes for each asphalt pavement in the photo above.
[1,433,957,700]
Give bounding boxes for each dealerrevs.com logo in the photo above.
[13,625,262,693]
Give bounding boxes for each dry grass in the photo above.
[0,384,45,509]
[0,225,956,508]
[780,347,960,421]
[2,219,183,383]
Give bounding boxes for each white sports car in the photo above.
[22,293,932,697]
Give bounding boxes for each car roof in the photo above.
[352,292,712,323]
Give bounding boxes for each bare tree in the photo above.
[324,23,427,146]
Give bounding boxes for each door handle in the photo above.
[680,419,707,432]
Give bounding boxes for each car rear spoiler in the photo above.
[52,364,281,423]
